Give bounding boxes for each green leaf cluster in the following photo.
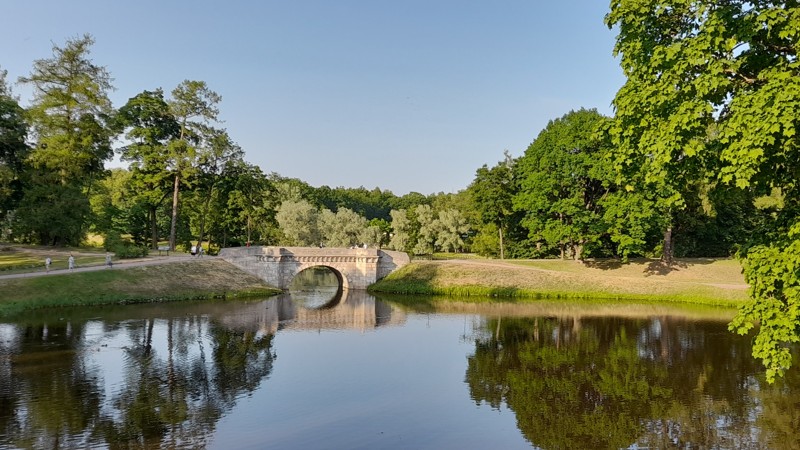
[606,0,800,379]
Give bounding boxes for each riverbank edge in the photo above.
[0,260,282,317]
[368,260,751,308]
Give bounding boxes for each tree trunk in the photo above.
[149,206,158,249]
[196,194,213,251]
[246,216,252,245]
[498,226,504,260]
[574,242,584,261]
[169,174,180,251]
[663,225,674,266]
[197,215,206,253]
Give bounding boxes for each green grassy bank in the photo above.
[0,260,280,316]
[369,258,750,307]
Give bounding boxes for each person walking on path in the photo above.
[105,252,113,269]
[45,257,52,273]
[68,254,75,272]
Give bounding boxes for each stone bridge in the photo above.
[219,246,410,290]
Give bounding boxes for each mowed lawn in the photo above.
[0,246,106,274]
[372,257,749,306]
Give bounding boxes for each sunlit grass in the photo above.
[0,250,42,271]
[430,252,485,260]
[0,248,106,274]
[370,258,749,308]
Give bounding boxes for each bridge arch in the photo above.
[219,246,410,290]
[289,264,349,293]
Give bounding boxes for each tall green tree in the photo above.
[116,89,180,248]
[215,161,276,246]
[188,127,244,247]
[606,1,800,381]
[17,34,115,245]
[514,109,611,260]
[388,209,413,252]
[319,207,368,248]
[468,151,517,258]
[435,209,470,253]
[20,34,114,184]
[412,204,437,255]
[276,199,320,246]
[166,80,221,250]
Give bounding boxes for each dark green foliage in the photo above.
[313,185,397,221]
[104,232,148,258]
[0,69,29,221]
[15,179,89,246]
[514,109,613,260]
[468,152,521,258]
[368,218,391,248]
[390,191,431,211]
[209,161,277,247]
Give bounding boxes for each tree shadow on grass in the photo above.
[644,258,722,276]
[644,260,687,276]
[583,257,721,276]
[581,259,625,271]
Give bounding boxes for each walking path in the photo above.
[0,254,208,280]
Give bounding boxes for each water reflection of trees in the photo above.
[1,313,275,449]
[465,316,800,449]
[96,318,275,448]
[2,322,103,449]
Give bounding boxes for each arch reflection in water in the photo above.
[288,266,343,309]
[215,288,404,335]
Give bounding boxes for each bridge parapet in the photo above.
[219,246,409,290]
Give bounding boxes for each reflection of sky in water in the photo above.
[212,314,528,450]
[83,321,127,419]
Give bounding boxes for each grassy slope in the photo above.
[0,260,279,316]
[370,257,749,307]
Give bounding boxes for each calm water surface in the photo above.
[1,274,798,449]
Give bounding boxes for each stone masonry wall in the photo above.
[219,246,409,290]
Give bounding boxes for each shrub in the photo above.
[105,233,149,259]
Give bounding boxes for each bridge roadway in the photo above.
[219,246,410,290]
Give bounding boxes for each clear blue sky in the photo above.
[1,1,624,195]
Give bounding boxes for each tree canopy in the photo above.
[606,0,800,381]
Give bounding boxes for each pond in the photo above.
[1,274,798,449]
